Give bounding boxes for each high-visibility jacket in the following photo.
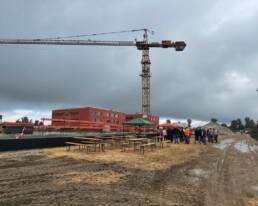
[184,128,190,136]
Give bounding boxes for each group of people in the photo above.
[193,127,219,144]
[159,126,219,145]
[159,126,191,144]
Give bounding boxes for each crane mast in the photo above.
[0,30,186,116]
[140,29,151,116]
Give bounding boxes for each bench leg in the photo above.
[108,142,114,150]
[87,146,91,154]
[101,144,105,152]
[140,146,144,155]
[134,143,140,152]
[122,145,125,152]
[121,144,127,152]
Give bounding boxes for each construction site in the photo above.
[1,29,258,206]
[1,123,258,206]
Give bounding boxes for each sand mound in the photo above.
[201,122,234,135]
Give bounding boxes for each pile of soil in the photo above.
[201,122,234,135]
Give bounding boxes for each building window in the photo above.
[53,113,62,116]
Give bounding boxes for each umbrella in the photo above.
[123,118,154,126]
[159,122,178,127]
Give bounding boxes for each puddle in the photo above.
[212,138,234,150]
[234,140,250,153]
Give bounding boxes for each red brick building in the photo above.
[50,107,159,131]
[51,107,126,131]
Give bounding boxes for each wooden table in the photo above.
[128,138,148,152]
[74,137,103,152]
[97,136,115,140]
[112,136,130,143]
[99,136,133,148]
[136,134,147,138]
[149,136,161,143]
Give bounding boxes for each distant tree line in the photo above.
[208,117,258,140]
[16,116,43,126]
[209,117,257,131]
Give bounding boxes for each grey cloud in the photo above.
[0,0,258,124]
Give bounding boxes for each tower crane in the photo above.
[0,29,186,116]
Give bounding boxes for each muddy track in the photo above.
[203,134,258,205]
[0,134,258,205]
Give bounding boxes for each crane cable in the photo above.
[43,29,155,40]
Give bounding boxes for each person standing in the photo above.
[194,128,198,144]
[182,127,186,143]
[214,128,218,143]
[173,127,180,144]
[167,127,174,142]
[202,128,207,145]
[195,127,202,144]
[163,128,167,141]
[208,128,214,143]
[159,127,164,142]
[184,127,190,144]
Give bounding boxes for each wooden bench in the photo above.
[65,142,98,154]
[65,142,87,151]
[99,143,106,152]
[81,141,105,153]
[159,140,171,148]
[104,140,116,149]
[85,144,97,154]
[139,143,156,155]
[132,142,142,152]
[121,142,130,152]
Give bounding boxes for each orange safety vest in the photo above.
[184,128,190,136]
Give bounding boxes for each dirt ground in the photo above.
[0,134,258,206]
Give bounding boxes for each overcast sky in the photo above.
[0,0,258,126]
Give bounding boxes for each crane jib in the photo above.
[0,39,186,51]
[0,39,136,47]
